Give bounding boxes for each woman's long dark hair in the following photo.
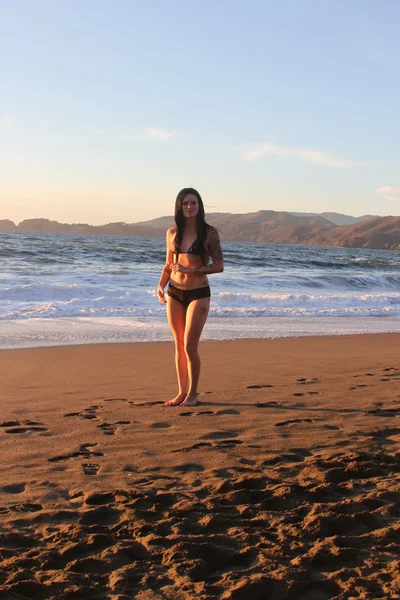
[174,188,211,263]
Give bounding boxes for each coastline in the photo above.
[0,315,399,349]
[1,333,400,598]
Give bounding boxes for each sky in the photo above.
[1,0,399,225]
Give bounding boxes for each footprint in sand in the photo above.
[214,439,243,447]
[0,503,43,515]
[103,398,128,402]
[84,491,123,506]
[275,418,314,427]
[97,420,131,435]
[173,463,205,472]
[239,457,256,466]
[172,442,213,453]
[366,407,400,417]
[1,420,47,434]
[97,423,117,435]
[262,449,311,466]
[380,369,400,382]
[365,427,400,448]
[349,384,368,390]
[201,430,239,440]
[134,401,165,407]
[6,426,48,434]
[64,405,102,420]
[14,503,43,513]
[179,409,240,417]
[247,384,274,389]
[172,437,243,453]
[122,465,138,474]
[179,410,214,417]
[82,463,100,476]
[297,377,320,385]
[1,483,26,494]
[48,442,103,463]
[255,401,280,408]
[354,373,375,377]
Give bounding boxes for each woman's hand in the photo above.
[171,263,190,275]
[157,285,166,304]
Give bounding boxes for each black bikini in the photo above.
[174,237,201,256]
[167,283,211,308]
[167,236,211,307]
[183,238,201,255]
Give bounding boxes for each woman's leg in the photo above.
[165,296,188,406]
[182,297,210,406]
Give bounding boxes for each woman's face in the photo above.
[182,194,199,219]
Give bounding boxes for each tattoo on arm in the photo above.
[208,229,223,266]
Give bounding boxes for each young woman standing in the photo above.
[157,188,224,406]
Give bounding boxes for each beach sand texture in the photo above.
[1,334,400,599]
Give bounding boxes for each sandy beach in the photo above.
[1,333,400,599]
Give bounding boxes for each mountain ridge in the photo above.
[0,211,399,250]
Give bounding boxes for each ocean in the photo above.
[1,231,399,348]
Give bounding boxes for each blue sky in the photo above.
[1,0,399,224]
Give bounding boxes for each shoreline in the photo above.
[1,328,400,353]
[1,315,399,350]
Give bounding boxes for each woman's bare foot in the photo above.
[165,393,186,406]
[181,395,198,407]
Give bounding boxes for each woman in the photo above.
[157,188,224,406]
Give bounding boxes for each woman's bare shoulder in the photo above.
[166,226,176,238]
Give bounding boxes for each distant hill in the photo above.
[136,210,399,249]
[1,212,399,250]
[1,218,167,238]
[311,216,400,250]
[0,219,17,231]
[137,210,382,229]
[289,212,380,226]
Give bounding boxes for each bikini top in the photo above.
[182,238,201,255]
[172,236,202,256]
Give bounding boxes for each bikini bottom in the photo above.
[167,283,211,308]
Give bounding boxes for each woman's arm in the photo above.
[157,229,174,303]
[200,227,224,273]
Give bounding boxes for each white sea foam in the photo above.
[0,316,399,349]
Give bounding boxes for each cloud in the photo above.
[376,185,395,194]
[376,185,400,202]
[1,116,13,127]
[234,138,381,168]
[383,194,400,202]
[142,127,173,141]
